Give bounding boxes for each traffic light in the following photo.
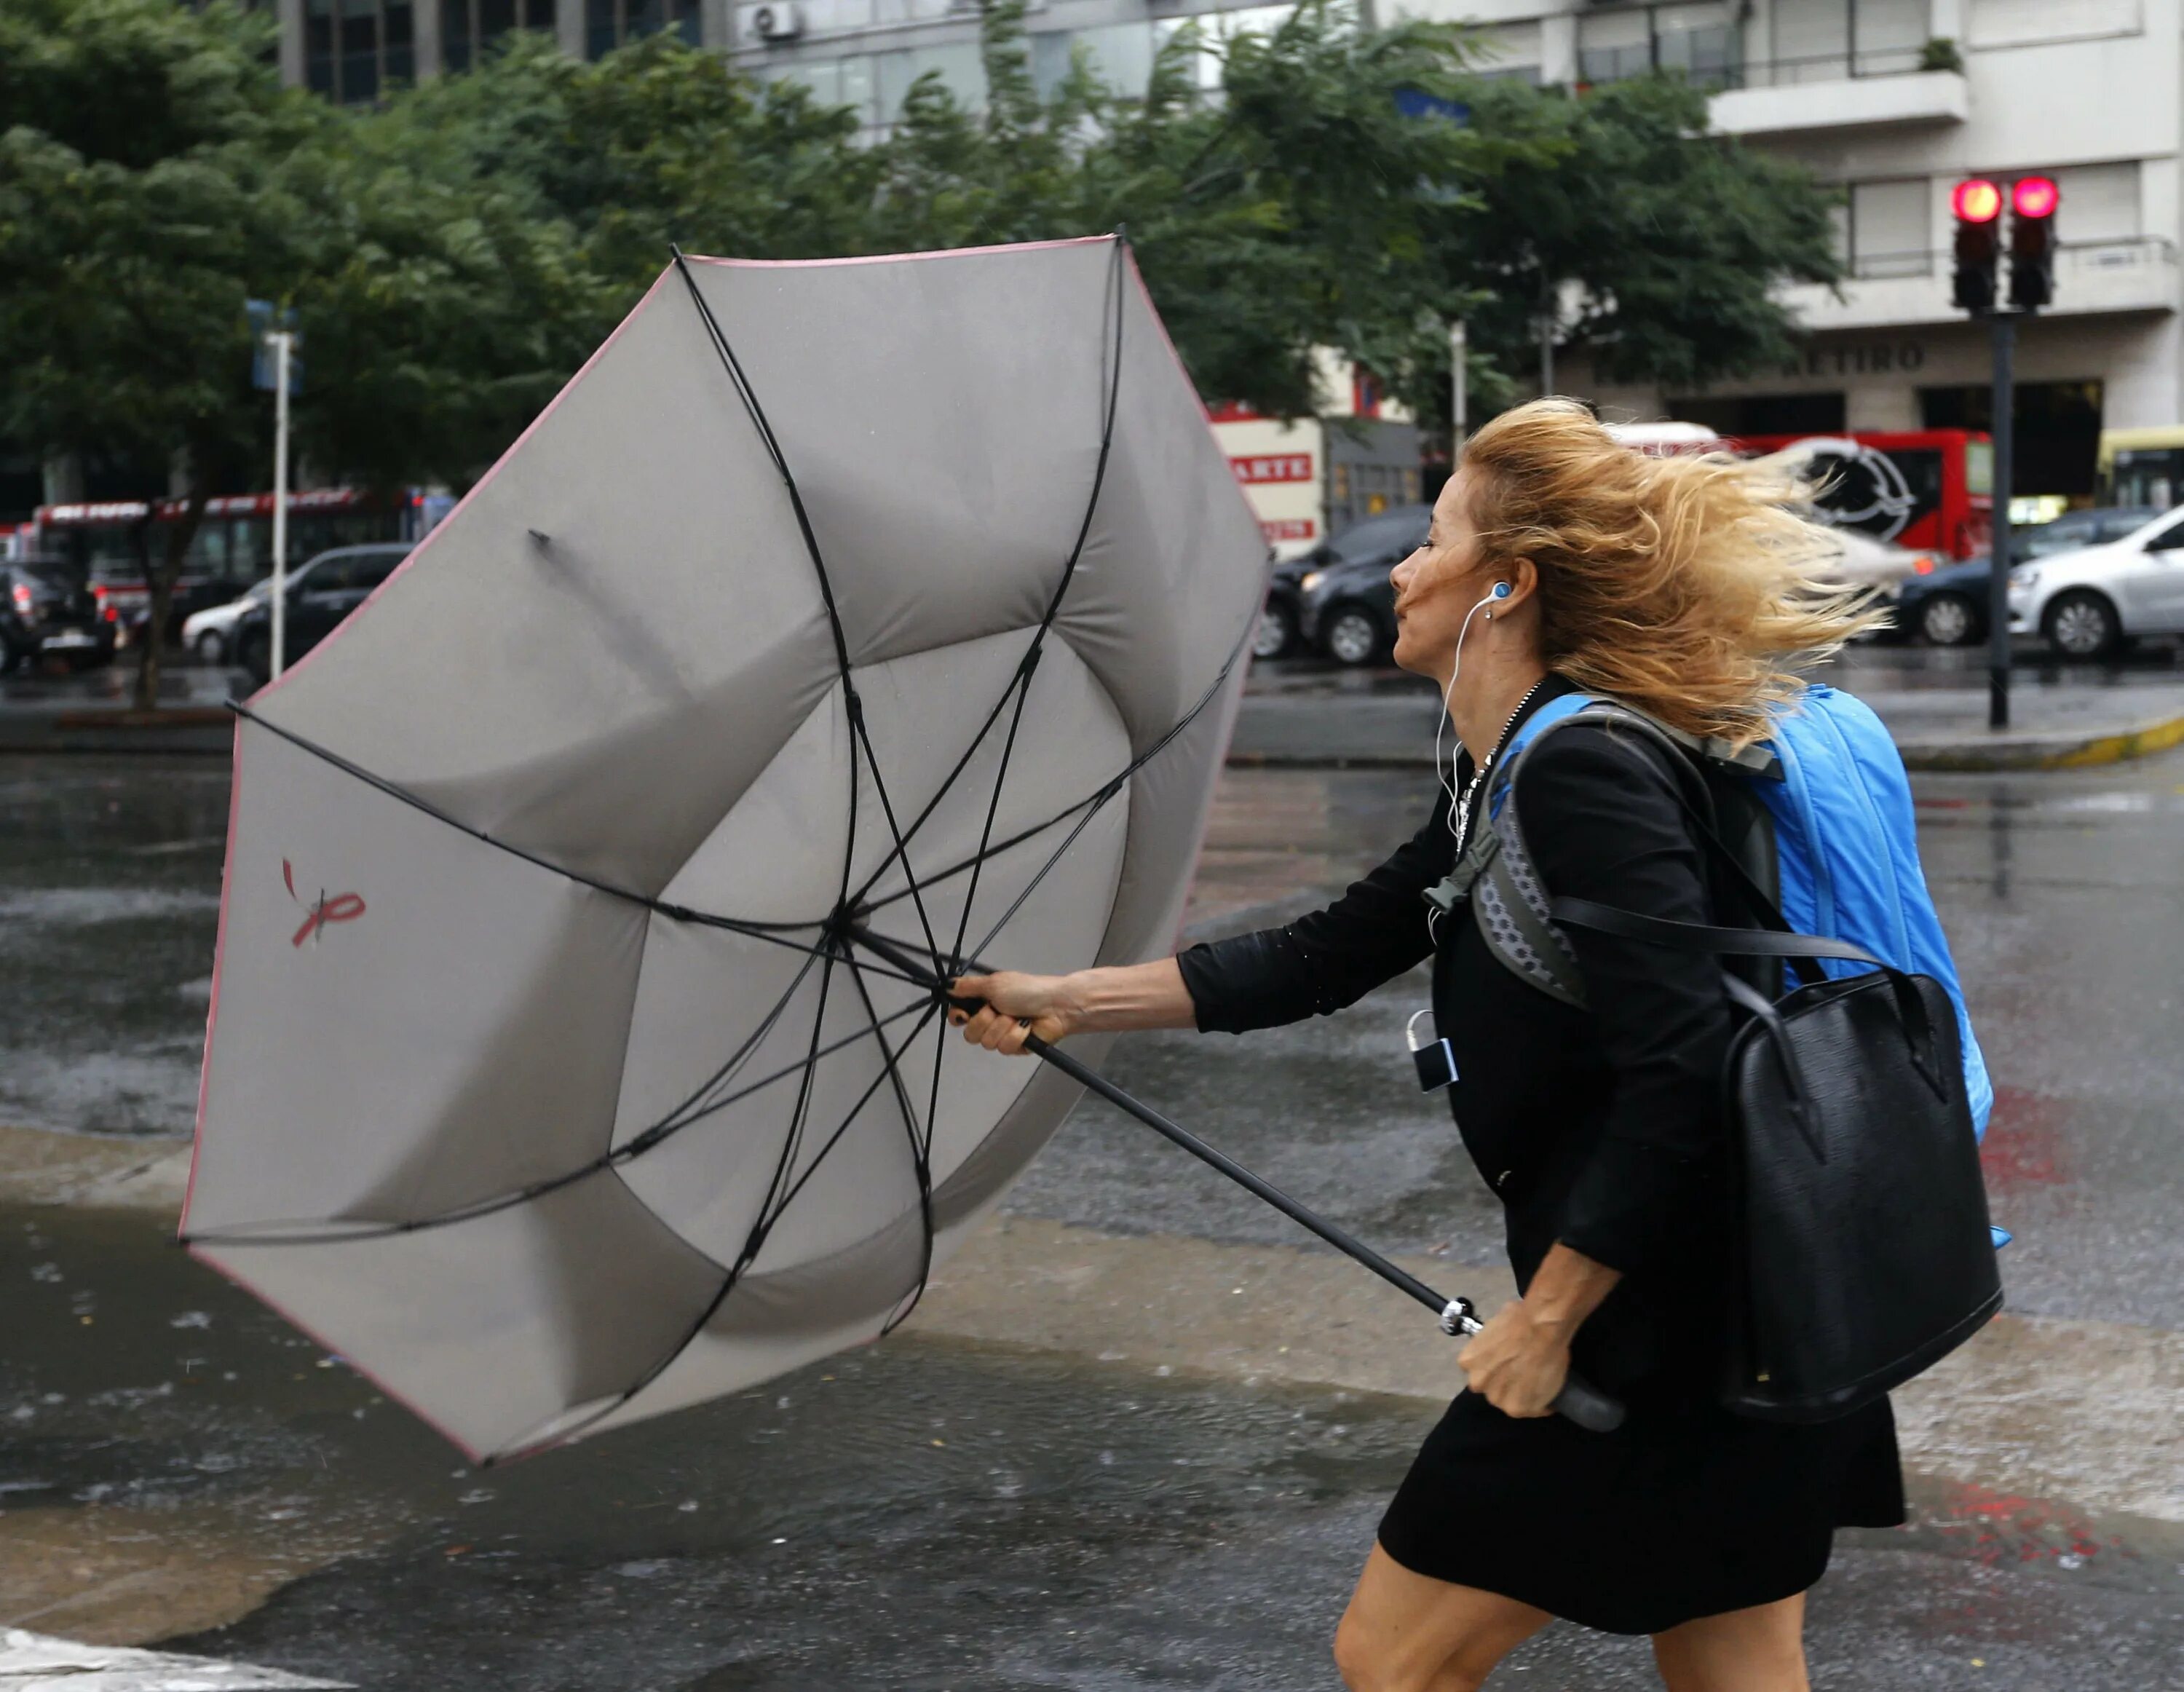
[2009,175,2060,309]
[1950,178,2002,313]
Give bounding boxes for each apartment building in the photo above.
[1500,0,2183,503]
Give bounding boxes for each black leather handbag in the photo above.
[1554,845,2003,1424]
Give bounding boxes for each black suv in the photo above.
[233,544,411,684]
[1,560,115,673]
[1295,505,1434,666]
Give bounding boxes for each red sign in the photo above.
[1230,454,1314,486]
[1260,518,1315,542]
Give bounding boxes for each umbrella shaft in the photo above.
[1023,1033,1455,1321]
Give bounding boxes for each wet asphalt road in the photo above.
[3,740,2183,1686]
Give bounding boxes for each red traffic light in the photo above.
[2012,175,2060,220]
[1952,179,2003,223]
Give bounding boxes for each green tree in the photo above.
[871,1,1512,420]
[1447,72,1843,407]
[386,32,880,301]
[0,0,309,708]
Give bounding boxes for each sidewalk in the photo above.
[0,668,238,755]
[1231,649,2184,772]
[9,652,2184,770]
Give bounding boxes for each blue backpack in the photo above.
[1442,686,1993,1139]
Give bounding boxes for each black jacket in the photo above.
[1178,678,1736,1401]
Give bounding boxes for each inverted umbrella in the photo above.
[183,236,1616,1465]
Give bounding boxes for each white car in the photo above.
[181,579,269,665]
[2007,505,2184,658]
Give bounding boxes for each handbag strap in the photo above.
[1535,728,1948,1096]
[1548,897,1883,969]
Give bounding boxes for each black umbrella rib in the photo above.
[483,946,858,1464]
[844,237,1130,919]
[751,997,946,1241]
[858,606,1252,933]
[838,949,939,1335]
[221,702,927,991]
[668,250,945,972]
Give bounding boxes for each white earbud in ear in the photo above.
[1491,582,1512,599]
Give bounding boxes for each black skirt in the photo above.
[1375,1390,1906,1636]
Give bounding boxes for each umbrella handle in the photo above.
[850,926,1627,1436]
[1021,1032,1626,1436]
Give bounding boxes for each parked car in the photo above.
[1817,526,1941,601]
[232,543,411,684]
[1254,554,1311,661]
[1900,507,2164,647]
[183,577,277,667]
[1294,504,1435,666]
[2008,505,2184,657]
[1,560,115,673]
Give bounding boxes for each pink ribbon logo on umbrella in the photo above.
[283,859,366,948]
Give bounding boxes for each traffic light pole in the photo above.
[1987,312,2014,731]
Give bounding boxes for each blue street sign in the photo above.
[1394,87,1470,124]
[245,299,303,395]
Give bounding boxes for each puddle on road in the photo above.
[0,758,230,1136]
[1,1203,1423,1683]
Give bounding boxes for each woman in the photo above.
[949,400,1902,1692]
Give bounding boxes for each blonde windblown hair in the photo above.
[1460,398,1883,749]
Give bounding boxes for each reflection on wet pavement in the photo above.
[0,760,229,1135]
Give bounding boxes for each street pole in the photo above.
[1987,312,2014,730]
[1538,296,1555,396]
[1449,319,1468,465]
[271,330,290,682]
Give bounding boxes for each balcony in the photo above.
[1779,238,2180,333]
[1709,48,1967,138]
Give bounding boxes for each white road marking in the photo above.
[0,1629,347,1690]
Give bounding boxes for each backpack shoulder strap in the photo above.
[1476,699,1715,1008]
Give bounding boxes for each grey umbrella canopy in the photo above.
[181,236,1267,1463]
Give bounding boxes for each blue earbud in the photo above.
[1491,582,1512,599]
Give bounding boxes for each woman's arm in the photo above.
[954,791,1456,1054]
[949,958,1193,1055]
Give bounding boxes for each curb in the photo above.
[1227,713,2184,775]
[1897,711,2184,772]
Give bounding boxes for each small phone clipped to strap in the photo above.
[1406,1009,1457,1093]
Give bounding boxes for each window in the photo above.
[1846,178,1931,278]
[784,42,984,127]
[2048,162,2140,244]
[1578,4,1738,90]
[305,0,416,103]
[443,0,554,74]
[1469,19,1541,84]
[1032,23,1156,100]
[1769,0,1928,83]
[1968,0,2141,50]
[2141,515,2184,552]
[587,0,696,58]
[1668,393,1848,436]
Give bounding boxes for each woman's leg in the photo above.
[1650,1592,1809,1692]
[1332,1542,1553,1692]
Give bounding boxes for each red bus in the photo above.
[1730,430,1993,561]
[9,486,446,644]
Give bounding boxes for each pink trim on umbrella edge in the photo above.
[683,234,1115,271]
[252,264,681,703]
